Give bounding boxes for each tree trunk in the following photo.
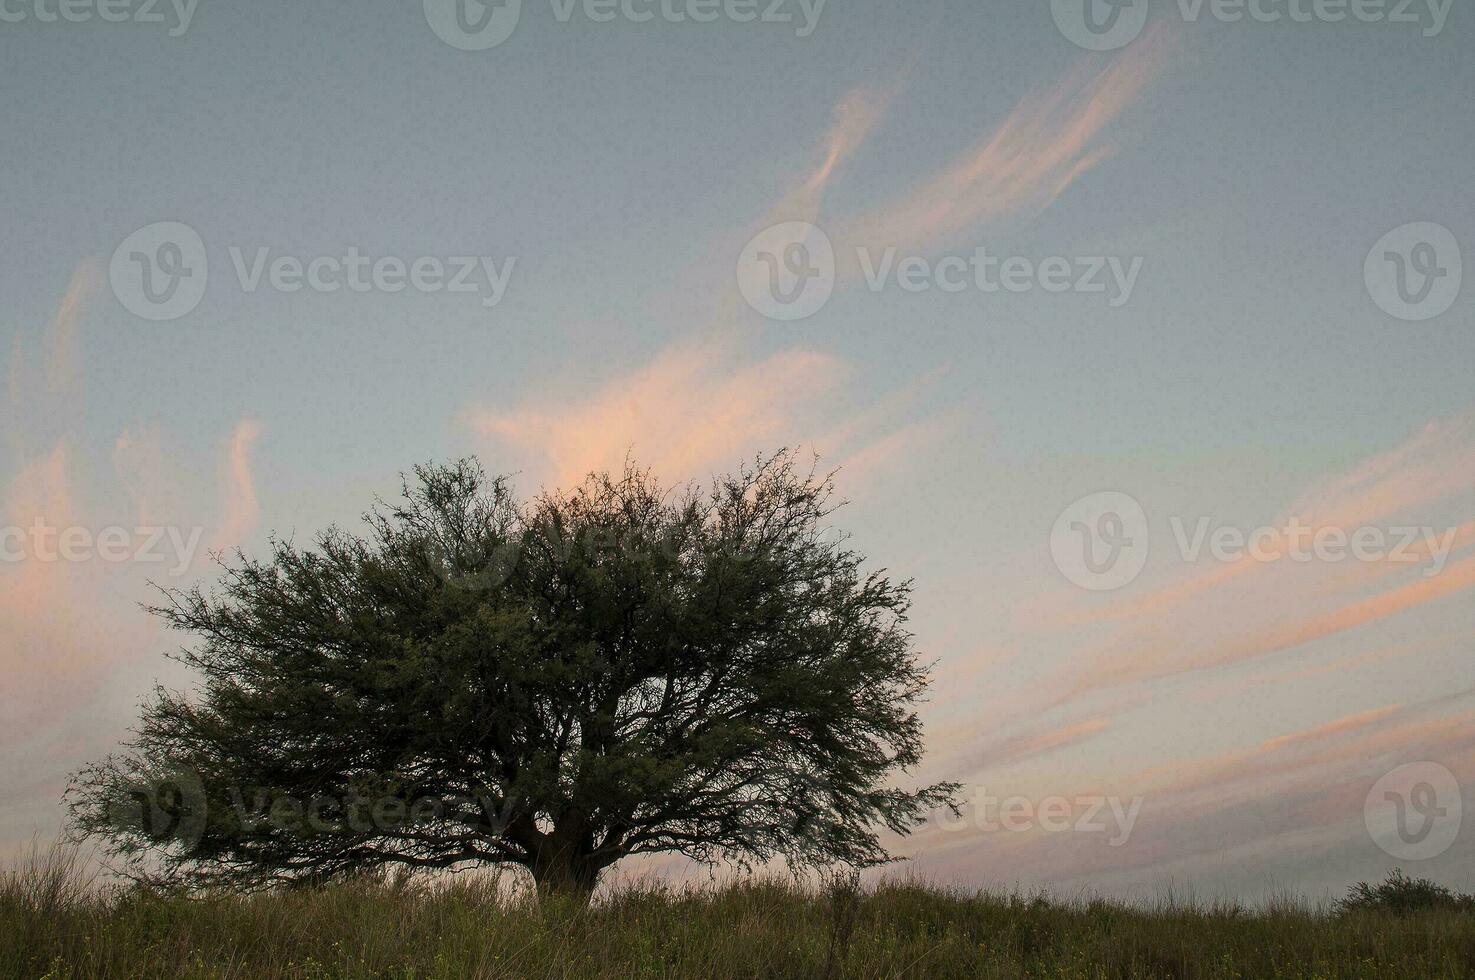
[529,841,601,905]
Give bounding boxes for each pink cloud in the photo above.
[1029,413,1475,705]
[1071,412,1475,631]
[910,697,1475,887]
[938,716,1113,782]
[468,340,843,487]
[833,25,1172,262]
[211,418,264,552]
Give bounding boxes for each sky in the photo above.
[1,0,1472,903]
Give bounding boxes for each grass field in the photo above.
[4,847,1473,979]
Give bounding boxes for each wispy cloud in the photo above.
[44,262,94,397]
[911,696,1475,889]
[471,40,1171,493]
[937,716,1112,782]
[1029,413,1475,705]
[468,340,843,487]
[211,418,265,552]
[834,25,1172,261]
[1068,413,1475,631]
[0,265,272,853]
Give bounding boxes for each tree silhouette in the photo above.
[70,452,958,900]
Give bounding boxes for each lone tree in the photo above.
[71,452,958,900]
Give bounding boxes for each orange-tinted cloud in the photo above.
[806,83,896,198]
[940,716,1112,782]
[1071,412,1475,630]
[0,441,78,618]
[1030,413,1475,705]
[1258,704,1403,753]
[1,268,279,857]
[542,46,1165,498]
[468,340,846,488]
[834,25,1172,260]
[1062,552,1475,702]
[112,424,170,527]
[212,418,264,551]
[910,697,1475,888]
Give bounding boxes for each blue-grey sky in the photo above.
[2,0,1472,901]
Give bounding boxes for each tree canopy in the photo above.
[70,452,958,899]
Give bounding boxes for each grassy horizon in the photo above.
[3,845,1473,979]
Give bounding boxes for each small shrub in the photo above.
[1337,869,1474,916]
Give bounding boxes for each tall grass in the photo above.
[3,845,1472,978]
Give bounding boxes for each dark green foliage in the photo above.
[68,452,957,899]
